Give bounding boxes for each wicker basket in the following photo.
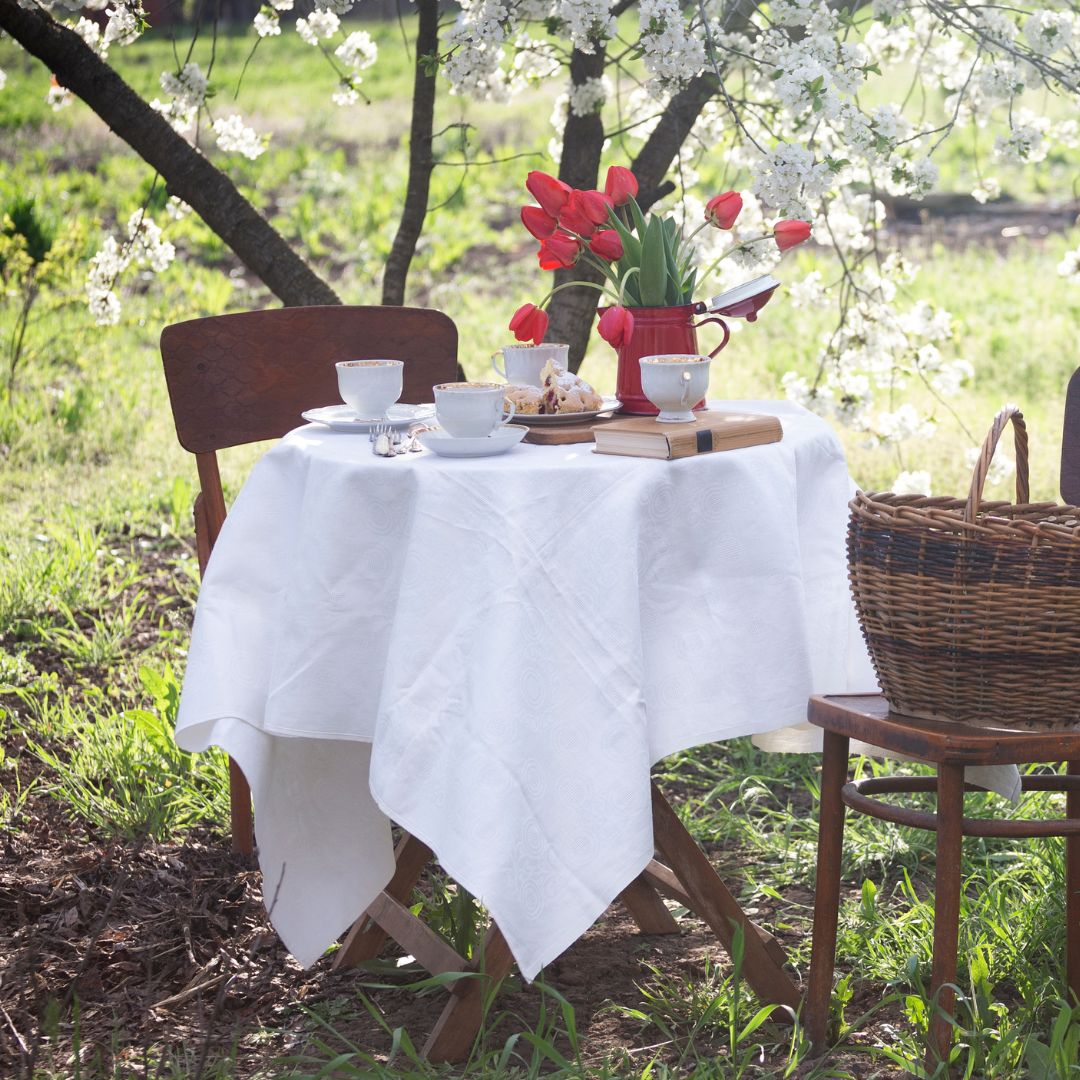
[848,406,1080,729]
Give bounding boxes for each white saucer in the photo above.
[301,403,435,432]
[416,425,527,458]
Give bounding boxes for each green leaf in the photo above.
[607,210,642,265]
[683,267,697,302]
[627,196,648,240]
[638,216,668,306]
[663,228,681,306]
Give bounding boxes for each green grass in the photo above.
[3,14,1080,1080]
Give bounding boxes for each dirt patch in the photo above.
[0,794,908,1079]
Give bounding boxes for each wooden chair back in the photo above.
[160,305,458,853]
[1064,365,1080,505]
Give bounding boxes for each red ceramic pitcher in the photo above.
[611,304,731,415]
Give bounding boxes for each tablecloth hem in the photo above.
[366,784,655,983]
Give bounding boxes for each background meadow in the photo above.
[2,19,1080,1079]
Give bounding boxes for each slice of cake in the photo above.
[505,384,543,414]
[539,361,604,414]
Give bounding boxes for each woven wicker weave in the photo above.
[848,406,1080,729]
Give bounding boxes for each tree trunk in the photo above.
[0,0,340,308]
[381,0,438,306]
[630,73,720,213]
[545,47,608,373]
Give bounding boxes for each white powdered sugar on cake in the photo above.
[539,361,603,414]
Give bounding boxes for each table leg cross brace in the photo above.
[334,783,799,1062]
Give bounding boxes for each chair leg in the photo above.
[926,762,964,1072]
[1067,761,1080,1006]
[229,757,254,857]
[805,730,849,1051]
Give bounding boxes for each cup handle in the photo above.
[500,398,517,425]
[679,370,693,407]
[491,350,506,380]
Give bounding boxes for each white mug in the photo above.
[492,343,570,387]
[639,354,711,423]
[434,382,517,437]
[336,359,403,419]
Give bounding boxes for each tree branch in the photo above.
[547,45,609,371]
[381,0,438,304]
[0,0,340,308]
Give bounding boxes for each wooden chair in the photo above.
[160,305,459,855]
[804,366,1080,1070]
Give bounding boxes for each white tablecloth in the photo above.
[174,400,1007,979]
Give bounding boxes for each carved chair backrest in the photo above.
[1064,366,1080,505]
[160,305,458,570]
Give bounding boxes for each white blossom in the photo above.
[555,0,615,52]
[638,0,705,88]
[212,114,266,160]
[150,63,208,136]
[46,81,72,110]
[335,30,378,74]
[0,69,7,92]
[893,471,932,496]
[103,4,142,46]
[751,143,832,218]
[971,177,1001,204]
[1023,9,1073,54]
[85,211,174,326]
[72,16,107,57]
[296,10,339,45]
[1057,247,1080,283]
[567,75,609,117]
[332,83,360,107]
[930,359,974,397]
[254,10,280,37]
[994,109,1050,163]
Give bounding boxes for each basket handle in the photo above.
[963,405,1030,523]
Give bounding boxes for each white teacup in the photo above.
[639,354,711,423]
[492,343,570,387]
[434,382,517,438]
[336,359,403,419]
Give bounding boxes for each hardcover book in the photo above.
[593,411,782,460]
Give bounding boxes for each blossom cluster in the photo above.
[85,211,175,326]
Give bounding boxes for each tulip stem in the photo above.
[538,277,620,309]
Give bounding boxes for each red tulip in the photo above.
[705,191,743,230]
[576,189,613,224]
[604,165,638,206]
[521,205,557,240]
[774,219,812,251]
[557,200,598,238]
[526,171,571,219]
[589,229,623,261]
[509,303,549,345]
[597,305,635,349]
[537,231,581,270]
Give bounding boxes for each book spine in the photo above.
[667,428,714,459]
